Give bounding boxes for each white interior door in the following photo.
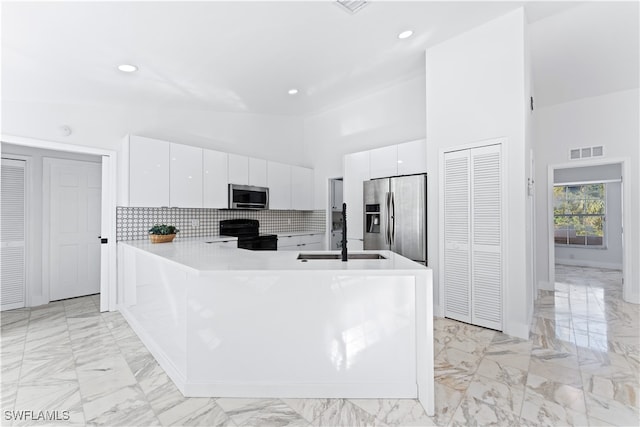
[470,145,502,330]
[443,149,471,323]
[1,158,26,310]
[46,158,101,301]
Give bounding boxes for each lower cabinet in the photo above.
[278,233,324,251]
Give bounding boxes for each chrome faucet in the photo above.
[341,203,347,262]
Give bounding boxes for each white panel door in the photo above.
[203,149,228,208]
[47,159,101,301]
[129,135,170,207]
[470,145,502,330]
[369,145,398,179]
[343,151,370,243]
[267,161,291,209]
[397,139,427,175]
[443,150,471,323]
[1,158,26,310]
[249,158,268,187]
[228,154,249,185]
[170,143,203,208]
[291,166,313,210]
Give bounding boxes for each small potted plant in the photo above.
[148,224,179,243]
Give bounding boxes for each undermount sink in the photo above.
[297,253,387,261]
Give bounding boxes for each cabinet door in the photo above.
[129,135,170,207]
[267,161,291,209]
[397,139,427,175]
[203,149,228,208]
[369,145,398,179]
[343,151,369,241]
[249,158,268,187]
[291,166,313,210]
[170,143,203,208]
[228,154,249,185]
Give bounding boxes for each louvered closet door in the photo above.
[470,145,502,330]
[1,158,26,310]
[443,150,471,323]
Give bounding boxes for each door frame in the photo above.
[438,137,507,330]
[1,134,117,311]
[547,157,630,301]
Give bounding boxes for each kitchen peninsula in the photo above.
[117,238,434,415]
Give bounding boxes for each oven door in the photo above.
[239,236,277,251]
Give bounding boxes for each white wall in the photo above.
[534,88,640,302]
[0,143,102,307]
[303,75,426,209]
[425,8,531,338]
[1,100,307,166]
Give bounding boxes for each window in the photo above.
[554,183,606,247]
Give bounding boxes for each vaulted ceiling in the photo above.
[2,1,637,116]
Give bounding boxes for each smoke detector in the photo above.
[336,0,368,14]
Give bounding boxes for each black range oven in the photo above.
[219,219,277,251]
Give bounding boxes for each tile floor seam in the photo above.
[63,297,89,425]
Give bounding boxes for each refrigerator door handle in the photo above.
[385,192,391,245]
[391,191,396,246]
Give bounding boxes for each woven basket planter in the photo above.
[149,233,176,244]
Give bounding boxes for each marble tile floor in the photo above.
[1,265,638,426]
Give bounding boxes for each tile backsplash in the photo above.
[116,207,326,241]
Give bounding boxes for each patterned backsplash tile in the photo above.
[116,207,326,241]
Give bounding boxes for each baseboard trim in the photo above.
[555,259,622,270]
[537,280,554,291]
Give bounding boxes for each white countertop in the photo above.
[119,237,427,274]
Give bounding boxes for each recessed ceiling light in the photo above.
[118,64,138,73]
[288,89,299,95]
[398,30,414,40]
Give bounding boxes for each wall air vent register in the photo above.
[336,0,368,14]
[569,145,604,160]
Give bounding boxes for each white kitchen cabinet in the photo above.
[397,139,427,175]
[249,158,268,187]
[228,154,249,185]
[128,135,170,207]
[170,143,203,208]
[369,145,398,179]
[267,161,291,209]
[343,151,369,243]
[291,166,313,210]
[203,149,228,208]
[278,233,324,251]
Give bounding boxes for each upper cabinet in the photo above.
[369,145,398,179]
[228,154,249,185]
[369,139,427,179]
[203,149,228,209]
[249,158,268,187]
[291,166,314,210]
[267,161,291,210]
[127,135,170,207]
[397,139,427,176]
[170,143,203,208]
[121,135,315,210]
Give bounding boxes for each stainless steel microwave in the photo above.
[228,184,269,209]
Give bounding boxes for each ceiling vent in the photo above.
[569,145,604,160]
[336,0,368,14]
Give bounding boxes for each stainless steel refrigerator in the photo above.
[363,174,427,264]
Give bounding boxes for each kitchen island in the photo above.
[117,238,434,415]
